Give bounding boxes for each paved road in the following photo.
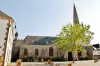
[11,60,100,66]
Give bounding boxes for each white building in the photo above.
[0,10,18,66]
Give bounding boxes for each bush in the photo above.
[83,56,88,60]
[21,56,34,62]
[51,57,65,61]
[38,57,43,62]
[79,56,88,60]
[28,56,34,62]
[21,56,28,62]
[38,57,65,62]
[42,57,50,61]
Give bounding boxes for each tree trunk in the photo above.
[72,51,75,63]
[72,53,74,62]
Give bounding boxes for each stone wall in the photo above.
[19,45,59,58]
[11,40,24,61]
[19,44,91,60]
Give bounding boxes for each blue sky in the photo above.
[0,0,100,44]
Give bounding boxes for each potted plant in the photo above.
[16,59,22,66]
[47,59,51,64]
[67,62,72,66]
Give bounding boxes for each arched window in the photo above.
[24,48,28,55]
[35,49,39,56]
[49,47,54,56]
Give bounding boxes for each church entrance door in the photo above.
[68,52,73,61]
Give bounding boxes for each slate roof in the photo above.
[25,36,57,45]
[92,44,100,48]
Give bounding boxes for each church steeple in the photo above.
[73,1,79,25]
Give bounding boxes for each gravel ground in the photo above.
[10,60,100,66]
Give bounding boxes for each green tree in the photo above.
[53,23,94,62]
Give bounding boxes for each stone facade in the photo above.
[19,45,93,60]
[12,36,93,62]
[11,40,24,61]
[0,10,17,66]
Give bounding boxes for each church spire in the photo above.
[73,0,79,25]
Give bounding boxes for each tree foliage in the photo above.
[53,23,94,52]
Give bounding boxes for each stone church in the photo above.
[11,36,93,62]
[11,4,94,62]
